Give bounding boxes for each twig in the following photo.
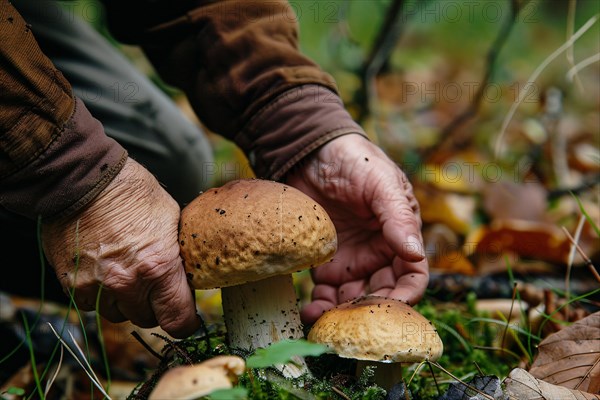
[331,385,351,400]
[494,13,599,158]
[354,0,411,124]
[429,361,495,400]
[561,226,600,283]
[428,361,441,396]
[423,0,523,162]
[473,361,484,377]
[565,216,586,321]
[152,332,195,365]
[131,331,164,361]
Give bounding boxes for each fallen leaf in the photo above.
[529,312,600,394]
[465,219,572,264]
[416,185,477,234]
[504,368,600,399]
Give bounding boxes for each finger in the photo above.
[367,266,396,293]
[312,234,394,285]
[300,284,337,324]
[114,296,159,329]
[371,175,425,262]
[337,280,368,303]
[149,261,201,338]
[96,302,128,324]
[373,257,429,305]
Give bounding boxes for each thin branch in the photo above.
[422,0,523,162]
[354,0,408,124]
[561,226,600,283]
[131,331,164,361]
[331,386,351,400]
[565,215,586,321]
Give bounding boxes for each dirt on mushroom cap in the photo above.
[179,179,337,289]
[307,295,444,363]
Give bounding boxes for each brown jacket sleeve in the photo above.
[102,0,365,179]
[0,0,127,220]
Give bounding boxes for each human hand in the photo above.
[286,134,429,325]
[42,158,200,338]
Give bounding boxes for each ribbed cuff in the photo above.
[0,98,128,220]
[236,85,367,180]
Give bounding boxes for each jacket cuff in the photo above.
[0,98,128,221]
[237,85,367,180]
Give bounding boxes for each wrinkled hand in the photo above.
[286,134,429,325]
[42,158,200,338]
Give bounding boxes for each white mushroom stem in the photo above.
[221,274,308,378]
[356,360,404,391]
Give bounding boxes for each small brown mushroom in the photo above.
[179,179,337,377]
[308,295,443,390]
[148,355,245,400]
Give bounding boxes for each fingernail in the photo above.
[407,235,425,259]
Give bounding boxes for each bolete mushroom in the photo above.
[148,355,245,400]
[179,179,337,377]
[307,295,443,390]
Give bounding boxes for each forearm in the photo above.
[102,0,366,179]
[0,0,127,220]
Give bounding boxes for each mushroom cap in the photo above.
[307,295,443,363]
[148,355,245,400]
[179,179,337,289]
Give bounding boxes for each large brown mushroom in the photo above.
[308,295,443,390]
[179,179,337,377]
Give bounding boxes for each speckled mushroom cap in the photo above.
[179,179,337,289]
[307,295,443,363]
[148,355,245,400]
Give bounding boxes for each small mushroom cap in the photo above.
[307,296,443,363]
[179,179,337,289]
[148,355,245,400]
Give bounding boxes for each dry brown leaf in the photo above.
[465,219,572,264]
[505,368,600,399]
[529,312,600,394]
[415,185,476,234]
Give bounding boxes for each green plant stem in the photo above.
[22,314,44,400]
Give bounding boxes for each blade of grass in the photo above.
[537,288,600,335]
[572,193,600,237]
[494,13,599,157]
[95,285,111,395]
[44,345,64,398]
[434,320,472,353]
[47,323,111,399]
[467,318,541,341]
[22,314,44,400]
